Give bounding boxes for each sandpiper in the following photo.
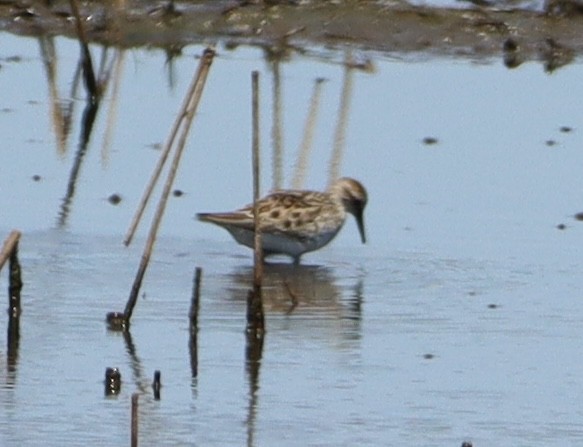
[197,177,368,263]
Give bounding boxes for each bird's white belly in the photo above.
[227,227,340,258]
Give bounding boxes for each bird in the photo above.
[196,177,368,264]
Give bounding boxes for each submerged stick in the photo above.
[246,288,265,335]
[131,393,139,447]
[120,48,215,326]
[0,230,21,273]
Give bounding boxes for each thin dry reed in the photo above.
[252,70,263,289]
[120,48,215,326]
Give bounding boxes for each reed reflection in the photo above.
[121,329,150,394]
[54,44,121,228]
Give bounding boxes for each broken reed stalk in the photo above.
[8,240,23,320]
[189,267,202,330]
[69,0,98,99]
[189,267,202,379]
[131,393,139,447]
[2,231,23,347]
[0,230,21,273]
[123,50,215,246]
[121,48,215,325]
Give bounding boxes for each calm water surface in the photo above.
[1,32,583,446]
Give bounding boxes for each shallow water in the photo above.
[2,32,583,446]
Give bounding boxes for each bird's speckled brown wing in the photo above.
[197,189,343,239]
[253,190,342,237]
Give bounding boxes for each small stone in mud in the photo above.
[574,212,583,221]
[108,193,122,205]
[557,223,567,230]
[422,137,438,145]
[545,139,557,147]
[173,189,184,197]
[504,53,522,69]
[560,126,573,133]
[503,38,518,52]
[502,38,522,68]
[423,353,435,360]
[31,174,41,182]
[487,303,499,309]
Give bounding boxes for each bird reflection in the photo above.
[225,262,363,323]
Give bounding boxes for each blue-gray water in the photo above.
[1,33,583,446]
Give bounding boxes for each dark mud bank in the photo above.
[2,0,583,67]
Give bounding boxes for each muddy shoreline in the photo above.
[1,0,583,66]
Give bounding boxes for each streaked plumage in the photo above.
[197,177,368,263]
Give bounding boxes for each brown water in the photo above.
[1,33,583,446]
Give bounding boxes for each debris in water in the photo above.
[545,139,557,147]
[108,193,122,205]
[104,367,122,396]
[31,174,41,182]
[173,189,184,197]
[574,212,583,221]
[106,311,128,331]
[152,370,161,400]
[542,38,574,73]
[422,136,438,145]
[556,223,567,230]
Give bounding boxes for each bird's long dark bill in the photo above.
[355,209,366,244]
